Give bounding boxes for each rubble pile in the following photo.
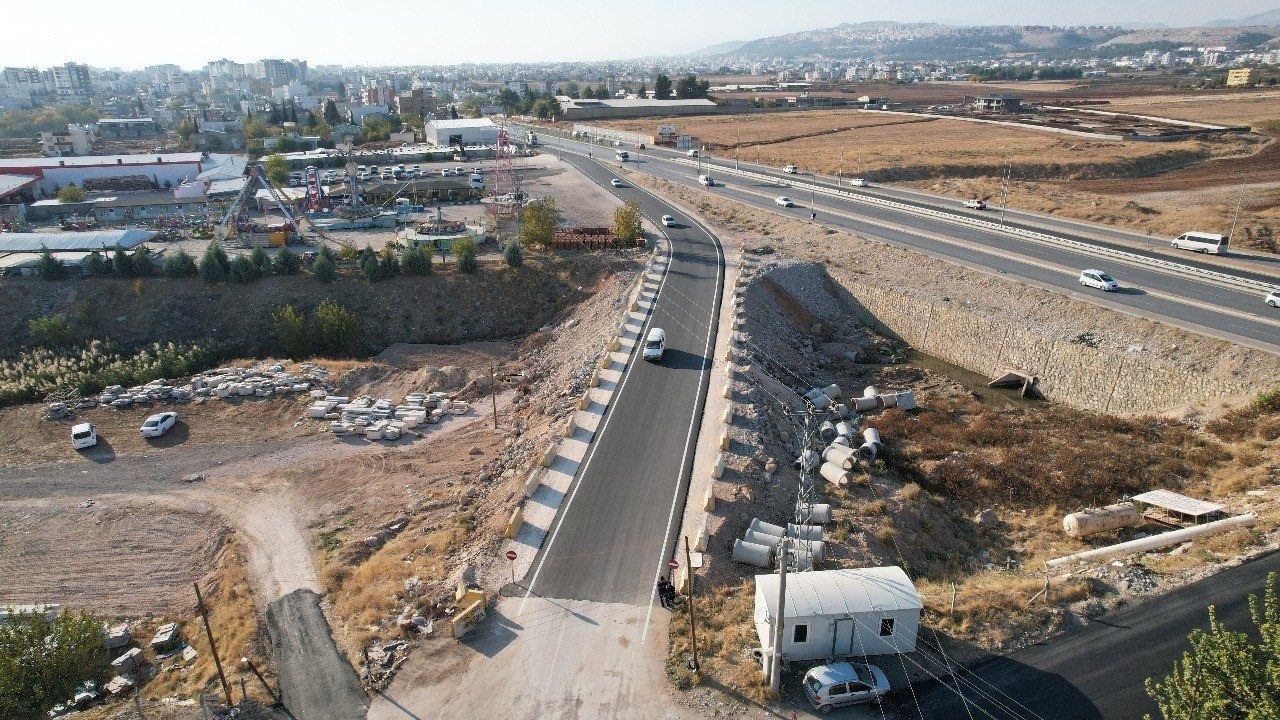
[79,363,334,411]
[311,391,471,441]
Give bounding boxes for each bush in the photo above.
[378,252,399,278]
[311,252,335,283]
[228,254,260,283]
[452,237,478,274]
[313,299,358,355]
[503,239,523,268]
[34,248,63,280]
[249,246,272,276]
[199,243,229,283]
[55,184,85,204]
[272,304,309,358]
[82,250,105,276]
[614,200,643,245]
[0,608,107,720]
[401,246,432,276]
[0,340,215,407]
[519,197,557,248]
[130,246,154,276]
[111,245,131,277]
[272,247,301,275]
[360,252,384,282]
[162,249,198,278]
[28,314,71,348]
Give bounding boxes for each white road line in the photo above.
[517,158,673,616]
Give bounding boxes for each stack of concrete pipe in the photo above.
[804,384,842,411]
[733,518,826,569]
[858,427,882,461]
[854,386,918,413]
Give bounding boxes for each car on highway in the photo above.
[775,196,795,207]
[803,662,890,713]
[1079,269,1119,292]
[1267,289,1280,308]
[611,178,624,188]
[403,169,416,179]
[642,328,666,361]
[661,215,677,227]
[441,169,452,177]
[699,175,715,186]
[357,173,369,181]
[687,149,699,157]
[71,422,98,450]
[139,411,178,438]
[454,166,465,174]
[850,178,869,187]
[783,165,798,174]
[963,199,987,210]
[1172,231,1229,254]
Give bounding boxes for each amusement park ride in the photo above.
[216,163,329,246]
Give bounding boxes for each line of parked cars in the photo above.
[70,411,179,451]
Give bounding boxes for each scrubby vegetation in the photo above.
[0,608,106,720]
[0,340,217,407]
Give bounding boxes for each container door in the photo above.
[833,617,855,656]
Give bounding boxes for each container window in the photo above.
[879,618,895,637]
[792,624,808,644]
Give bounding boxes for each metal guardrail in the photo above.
[664,157,1276,294]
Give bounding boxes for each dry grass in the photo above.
[667,581,770,700]
[918,572,1098,650]
[1102,90,1280,126]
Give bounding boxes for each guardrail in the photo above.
[665,157,1275,294]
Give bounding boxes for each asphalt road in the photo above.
[534,134,1280,353]
[907,551,1280,720]
[521,152,723,606]
[266,589,369,720]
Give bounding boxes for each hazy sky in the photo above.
[2,0,1277,70]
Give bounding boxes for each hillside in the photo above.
[1208,8,1280,27]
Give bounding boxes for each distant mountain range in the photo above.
[687,19,1280,62]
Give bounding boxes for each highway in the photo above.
[531,131,1280,354]
[521,153,723,606]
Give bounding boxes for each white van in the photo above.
[698,175,715,186]
[1079,268,1119,292]
[1172,231,1229,254]
[71,422,98,450]
[643,328,666,361]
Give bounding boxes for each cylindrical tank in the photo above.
[732,539,774,567]
[819,461,851,486]
[1063,503,1142,538]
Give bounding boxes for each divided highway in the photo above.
[530,131,1280,353]
[521,153,723,606]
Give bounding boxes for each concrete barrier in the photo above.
[719,431,730,450]
[721,406,733,423]
[561,417,576,438]
[578,393,590,410]
[694,520,710,551]
[606,338,620,351]
[504,506,523,538]
[703,486,716,511]
[523,470,543,498]
[589,369,599,387]
[713,453,725,478]
[722,382,732,398]
[540,444,557,467]
[449,588,488,638]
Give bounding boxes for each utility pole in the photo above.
[999,149,1012,227]
[735,122,741,170]
[193,583,233,708]
[769,538,789,693]
[1227,189,1244,243]
[490,364,499,429]
[838,145,843,179]
[241,656,281,706]
[684,536,700,675]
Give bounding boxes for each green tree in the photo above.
[130,246,154,276]
[0,608,107,720]
[263,154,291,187]
[229,254,260,283]
[272,304,309,359]
[519,197,558,248]
[675,74,710,99]
[175,115,198,143]
[248,246,272,276]
[495,89,521,113]
[28,314,71,347]
[272,247,301,275]
[111,245,132,277]
[654,74,673,100]
[313,299,358,355]
[361,115,393,142]
[163,249,198,278]
[56,185,85,204]
[199,243,230,283]
[1146,572,1280,720]
[243,114,271,142]
[34,247,63,280]
[323,98,340,125]
[459,97,483,118]
[452,237,478,274]
[378,252,399,279]
[401,245,432,276]
[503,239,523,268]
[311,251,335,283]
[83,250,106,276]
[531,97,557,120]
[614,200,643,246]
[360,252,384,282]
[563,82,580,98]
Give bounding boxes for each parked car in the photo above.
[775,196,795,207]
[963,199,987,210]
[1079,269,1119,292]
[611,178,624,188]
[687,149,699,157]
[1266,288,1280,308]
[139,412,178,438]
[783,165,798,174]
[661,215,677,227]
[850,178,869,187]
[642,327,666,361]
[803,662,890,713]
[71,422,97,450]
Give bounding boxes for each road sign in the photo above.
[669,559,680,570]
[676,135,692,152]
[505,550,518,561]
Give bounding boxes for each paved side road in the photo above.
[907,550,1280,720]
[266,589,368,720]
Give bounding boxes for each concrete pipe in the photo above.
[796,449,821,471]
[832,436,851,447]
[713,453,725,478]
[805,389,832,411]
[824,442,856,461]
[823,448,856,470]
[819,461,852,487]
[732,539,774,568]
[819,420,837,442]
[744,528,783,547]
[857,442,878,462]
[879,393,898,409]
[790,538,825,564]
[1048,514,1257,568]
[805,504,832,525]
[863,386,879,399]
[787,523,824,542]
[834,403,849,418]
[862,427,882,447]
[1063,503,1142,538]
[749,518,787,539]
[853,396,878,412]
[822,384,842,400]
[835,420,855,438]
[896,390,918,411]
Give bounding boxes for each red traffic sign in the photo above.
[668,560,680,570]
[505,550,518,561]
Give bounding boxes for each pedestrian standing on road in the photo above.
[662,578,677,609]
[811,210,817,221]
[657,578,672,609]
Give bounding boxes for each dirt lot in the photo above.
[1101,89,1280,126]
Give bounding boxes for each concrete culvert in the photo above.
[854,396,878,412]
[805,504,832,524]
[788,523,824,541]
[819,420,837,442]
[835,420,855,438]
[879,393,899,409]
[857,442,878,461]
[733,539,774,567]
[823,444,856,469]
[749,518,787,539]
[862,427,881,446]
[795,449,821,471]
[1063,503,1142,538]
[820,461,852,486]
[744,528,784,547]
[863,386,879,399]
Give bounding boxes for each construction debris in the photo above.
[312,391,470,441]
[88,363,334,410]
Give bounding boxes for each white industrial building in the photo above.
[0,153,208,197]
[425,118,499,147]
[754,567,921,663]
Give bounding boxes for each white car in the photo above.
[454,166,464,174]
[698,175,715,186]
[783,165,798,174]
[1079,269,1119,292]
[963,199,987,210]
[1266,289,1280,308]
[441,169,452,177]
[687,149,699,157]
[71,422,98,450]
[803,662,890,713]
[404,170,416,179]
[850,178,869,187]
[611,178,624,188]
[140,412,178,438]
[775,196,795,207]
[661,215,677,227]
[643,327,666,361]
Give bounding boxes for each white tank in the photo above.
[1063,503,1142,538]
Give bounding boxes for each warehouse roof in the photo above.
[556,97,718,110]
[756,567,921,620]
[0,229,156,252]
[427,118,498,129]
[0,173,39,197]
[0,153,204,170]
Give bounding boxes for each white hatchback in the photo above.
[1079,269,1119,292]
[661,215,677,227]
[71,422,98,450]
[643,328,666,361]
[803,662,890,713]
[775,196,795,207]
[850,178,869,187]
[1266,289,1280,308]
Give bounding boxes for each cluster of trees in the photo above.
[494,89,560,121]
[0,105,99,139]
[0,609,107,720]
[191,243,302,284]
[34,244,158,280]
[968,66,1084,81]
[271,299,360,358]
[614,200,643,245]
[559,82,611,100]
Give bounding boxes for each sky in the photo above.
[2,0,1277,70]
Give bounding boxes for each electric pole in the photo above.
[770,538,789,693]
[490,364,499,429]
[684,536,700,675]
[193,583,233,708]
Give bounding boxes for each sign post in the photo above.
[505,549,518,585]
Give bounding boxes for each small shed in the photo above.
[754,566,921,663]
[1131,490,1226,526]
